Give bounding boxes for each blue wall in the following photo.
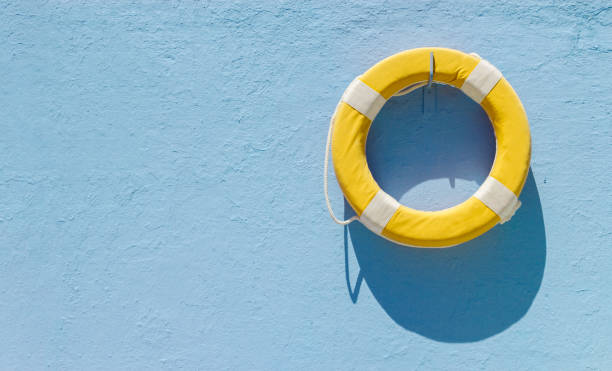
[1,1,610,369]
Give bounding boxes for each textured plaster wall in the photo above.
[1,1,611,369]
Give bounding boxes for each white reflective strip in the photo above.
[359,190,400,234]
[341,78,387,121]
[474,176,521,223]
[460,60,502,103]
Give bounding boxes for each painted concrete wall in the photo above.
[1,1,610,369]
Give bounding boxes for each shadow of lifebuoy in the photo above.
[343,85,546,342]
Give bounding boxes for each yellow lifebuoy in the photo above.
[326,47,531,247]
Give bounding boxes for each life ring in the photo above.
[324,47,531,248]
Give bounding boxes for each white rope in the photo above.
[324,102,358,225]
[391,81,428,96]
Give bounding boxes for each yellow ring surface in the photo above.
[332,47,531,247]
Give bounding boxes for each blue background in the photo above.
[1,1,611,369]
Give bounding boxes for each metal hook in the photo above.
[428,52,435,87]
[393,51,436,97]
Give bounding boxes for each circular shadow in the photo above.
[344,85,546,342]
[367,84,496,210]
